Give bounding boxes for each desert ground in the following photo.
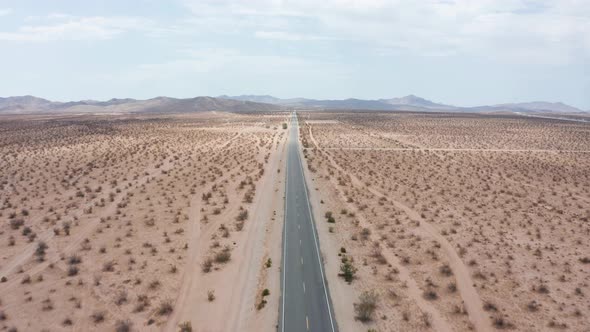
[0,112,289,332]
[299,111,590,331]
[1,109,589,332]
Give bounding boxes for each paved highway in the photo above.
[280,112,337,332]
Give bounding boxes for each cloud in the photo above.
[0,15,152,42]
[1,1,587,65]
[180,0,590,64]
[254,30,330,41]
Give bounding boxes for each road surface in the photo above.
[280,112,337,332]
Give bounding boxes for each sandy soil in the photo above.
[0,112,289,332]
[299,111,590,331]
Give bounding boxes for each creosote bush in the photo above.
[354,290,378,322]
[339,256,357,283]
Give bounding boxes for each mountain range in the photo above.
[220,95,585,113]
[0,96,279,114]
[0,94,585,114]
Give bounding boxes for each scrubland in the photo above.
[299,112,590,331]
[0,112,288,331]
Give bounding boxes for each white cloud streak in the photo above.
[181,0,590,64]
[0,15,151,41]
[1,1,588,65]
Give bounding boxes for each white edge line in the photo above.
[294,112,337,332]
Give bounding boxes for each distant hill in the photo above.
[0,96,280,114]
[490,101,582,113]
[218,95,309,105]
[221,95,585,113]
[378,95,455,109]
[0,96,55,111]
[1,94,585,114]
[222,94,457,111]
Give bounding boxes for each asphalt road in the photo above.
[280,112,337,332]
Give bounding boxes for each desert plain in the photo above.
[0,110,589,332]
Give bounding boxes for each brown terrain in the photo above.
[1,109,589,332]
[299,112,590,331]
[0,112,289,331]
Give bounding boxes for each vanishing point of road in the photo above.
[280,112,338,332]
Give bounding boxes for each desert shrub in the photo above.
[207,290,215,302]
[9,218,24,230]
[41,298,54,311]
[354,290,378,322]
[483,301,498,312]
[235,220,245,231]
[35,241,48,262]
[360,228,371,240]
[21,274,31,284]
[236,210,248,221]
[423,289,438,300]
[422,312,432,327]
[102,261,115,272]
[257,298,268,310]
[178,321,193,332]
[447,282,457,293]
[67,266,79,276]
[148,280,160,290]
[214,249,231,263]
[115,320,132,332]
[91,311,105,324]
[68,254,82,265]
[492,315,514,329]
[439,264,453,276]
[202,258,213,273]
[134,295,150,312]
[339,257,357,283]
[157,300,173,316]
[115,291,128,305]
[63,222,71,235]
[22,226,32,236]
[535,284,550,294]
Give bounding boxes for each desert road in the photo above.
[280,112,338,332]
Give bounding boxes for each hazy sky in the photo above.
[0,0,589,109]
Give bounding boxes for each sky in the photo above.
[0,0,589,109]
